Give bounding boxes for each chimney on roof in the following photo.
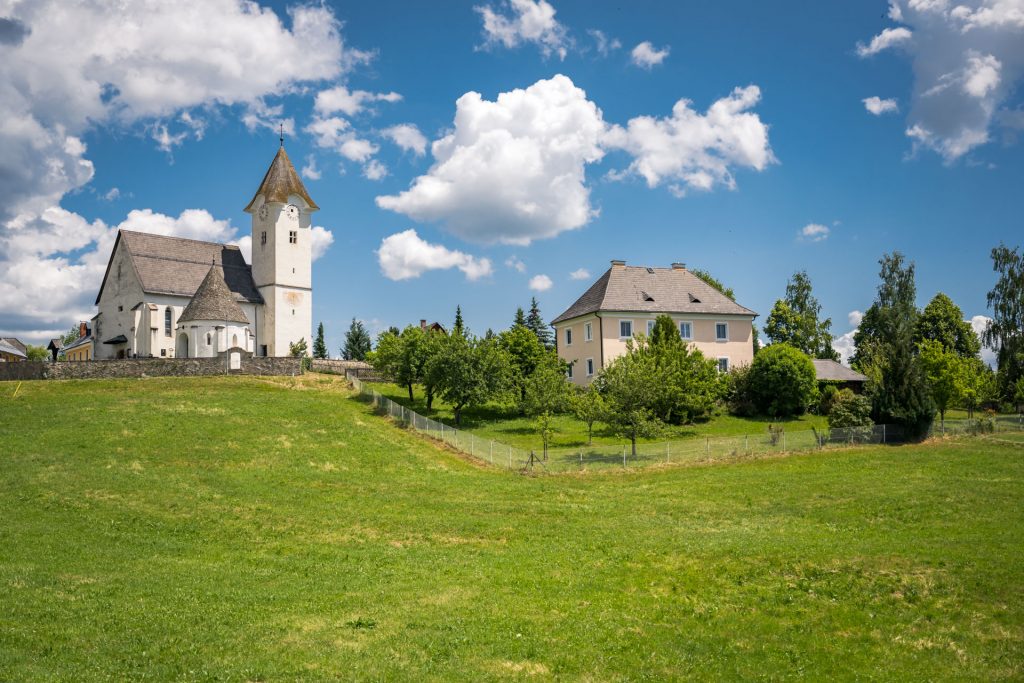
[671,262,686,270]
[79,321,88,338]
[610,259,626,268]
[420,319,427,331]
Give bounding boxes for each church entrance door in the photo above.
[176,332,189,358]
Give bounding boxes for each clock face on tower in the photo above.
[285,204,299,221]
[257,205,268,221]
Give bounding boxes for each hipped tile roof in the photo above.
[551,265,757,324]
[812,359,867,382]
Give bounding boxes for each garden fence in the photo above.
[344,372,1024,473]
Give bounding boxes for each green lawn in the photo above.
[367,380,828,450]
[1,376,1022,680]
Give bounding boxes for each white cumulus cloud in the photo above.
[377,75,774,245]
[799,223,830,242]
[631,41,670,68]
[377,229,493,281]
[604,85,775,194]
[314,86,402,117]
[376,75,606,245]
[382,124,429,156]
[856,27,913,57]
[362,159,389,180]
[863,96,900,115]
[506,256,527,273]
[476,0,569,59]
[0,0,352,340]
[857,1,1024,161]
[528,274,553,291]
[569,267,590,280]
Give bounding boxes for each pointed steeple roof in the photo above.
[244,145,319,212]
[178,264,250,324]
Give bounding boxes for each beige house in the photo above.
[551,260,758,385]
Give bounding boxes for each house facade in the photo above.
[551,261,757,385]
[90,144,317,359]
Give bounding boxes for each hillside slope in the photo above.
[1,376,1021,680]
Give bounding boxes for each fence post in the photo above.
[623,444,626,468]
[490,440,493,464]
[745,435,748,454]
[508,445,512,469]
[783,431,786,451]
[706,436,709,457]
[882,424,886,444]
[666,442,670,464]
[579,449,583,466]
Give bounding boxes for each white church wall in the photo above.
[95,240,146,360]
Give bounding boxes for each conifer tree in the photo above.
[525,297,554,349]
[313,322,328,359]
[342,318,371,361]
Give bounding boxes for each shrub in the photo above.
[828,389,873,429]
[725,365,757,417]
[747,344,817,417]
[818,384,840,415]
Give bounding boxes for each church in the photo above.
[91,144,317,360]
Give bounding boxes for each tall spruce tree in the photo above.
[856,252,934,438]
[342,318,372,361]
[513,307,527,328]
[763,270,839,360]
[525,297,554,349]
[453,305,465,337]
[313,322,328,359]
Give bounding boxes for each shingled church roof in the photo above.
[244,146,319,212]
[95,231,262,305]
[178,264,250,324]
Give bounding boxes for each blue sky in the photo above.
[1,0,1021,361]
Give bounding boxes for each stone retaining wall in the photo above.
[310,359,371,375]
[0,357,302,382]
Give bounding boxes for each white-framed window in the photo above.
[586,358,595,376]
[619,320,633,339]
[647,319,656,336]
[565,328,573,346]
[679,321,692,340]
[718,357,729,372]
[567,362,574,379]
[584,322,592,342]
[716,322,729,341]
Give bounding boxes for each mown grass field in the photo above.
[1,375,1022,681]
[367,380,829,450]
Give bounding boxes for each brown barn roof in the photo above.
[244,146,319,212]
[178,265,250,324]
[96,231,262,305]
[551,263,756,324]
[812,359,867,382]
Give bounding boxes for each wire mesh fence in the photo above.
[345,372,1024,472]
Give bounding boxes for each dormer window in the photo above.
[641,291,654,302]
[689,293,701,303]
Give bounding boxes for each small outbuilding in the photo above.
[812,359,868,392]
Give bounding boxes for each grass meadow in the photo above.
[1,375,1022,680]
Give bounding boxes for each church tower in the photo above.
[244,142,318,357]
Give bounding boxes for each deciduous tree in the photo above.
[983,244,1024,400]
[523,352,571,458]
[431,334,512,425]
[569,384,605,445]
[914,292,980,359]
[917,339,960,429]
[596,339,663,456]
[747,343,817,417]
[763,270,839,360]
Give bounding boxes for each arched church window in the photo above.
[232,334,238,348]
[206,332,212,346]
[164,308,172,336]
